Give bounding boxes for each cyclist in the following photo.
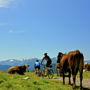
[41,53,52,75]
[34,60,40,74]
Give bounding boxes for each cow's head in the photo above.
[58,52,65,72]
[58,52,63,57]
[24,64,29,72]
[58,52,64,60]
[19,65,26,72]
[57,52,63,63]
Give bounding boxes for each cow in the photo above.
[83,62,90,72]
[8,64,29,75]
[59,50,84,89]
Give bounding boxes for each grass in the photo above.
[55,71,90,79]
[73,71,90,79]
[83,71,90,79]
[0,71,90,90]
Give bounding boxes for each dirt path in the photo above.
[53,77,90,89]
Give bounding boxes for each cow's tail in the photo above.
[79,53,84,89]
[79,53,84,73]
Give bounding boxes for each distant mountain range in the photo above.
[85,60,90,63]
[0,57,57,72]
[0,65,11,72]
[0,58,89,72]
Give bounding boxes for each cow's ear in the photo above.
[61,53,63,57]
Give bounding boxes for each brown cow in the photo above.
[59,50,84,89]
[8,64,29,75]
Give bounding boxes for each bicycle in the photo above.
[41,64,54,79]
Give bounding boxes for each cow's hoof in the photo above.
[80,87,83,90]
[69,82,71,85]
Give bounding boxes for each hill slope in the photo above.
[0,71,90,90]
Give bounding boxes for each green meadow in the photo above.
[0,71,90,90]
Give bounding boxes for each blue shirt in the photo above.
[35,62,40,67]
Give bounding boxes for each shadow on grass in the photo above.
[38,88,41,90]
[43,81,49,84]
[74,86,90,90]
[0,80,4,84]
[33,81,43,85]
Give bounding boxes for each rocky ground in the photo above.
[53,77,90,89]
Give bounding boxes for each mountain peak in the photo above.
[10,59,14,62]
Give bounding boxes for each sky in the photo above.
[0,0,90,60]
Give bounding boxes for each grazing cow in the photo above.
[83,62,90,72]
[8,64,29,75]
[59,50,84,89]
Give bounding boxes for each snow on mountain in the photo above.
[10,59,14,62]
[0,58,57,72]
[0,58,89,72]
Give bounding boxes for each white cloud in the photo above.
[0,0,16,8]
[9,30,25,34]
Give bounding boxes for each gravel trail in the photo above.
[53,77,90,89]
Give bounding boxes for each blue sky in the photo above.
[0,0,90,60]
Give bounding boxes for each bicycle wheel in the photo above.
[48,69,54,79]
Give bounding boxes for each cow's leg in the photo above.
[18,71,24,75]
[72,74,76,89]
[68,72,71,85]
[59,70,61,77]
[57,69,59,76]
[63,72,65,84]
[80,71,83,90]
[11,70,15,74]
[79,54,83,90]
[58,69,60,76]
[56,68,58,76]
